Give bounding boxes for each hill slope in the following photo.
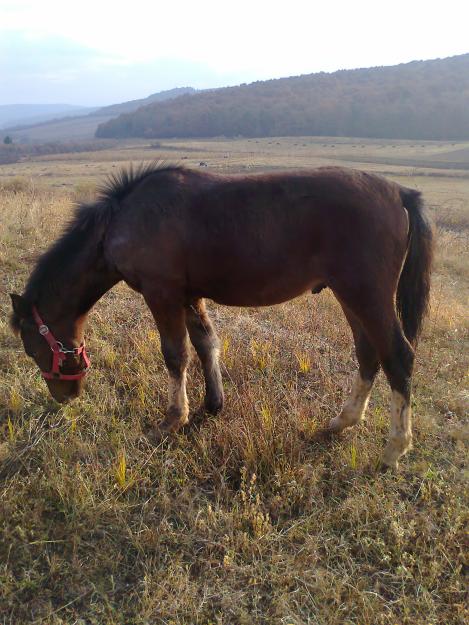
[96,54,469,140]
[0,104,95,129]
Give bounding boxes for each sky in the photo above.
[1,0,468,106]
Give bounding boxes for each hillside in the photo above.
[96,54,469,140]
[5,113,119,143]
[95,86,196,116]
[5,88,195,143]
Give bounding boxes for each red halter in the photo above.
[32,306,90,381]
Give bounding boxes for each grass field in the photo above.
[1,138,468,624]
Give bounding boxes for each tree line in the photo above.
[96,54,469,141]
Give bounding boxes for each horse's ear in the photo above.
[9,293,31,319]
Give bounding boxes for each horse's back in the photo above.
[104,165,410,305]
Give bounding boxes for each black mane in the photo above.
[97,161,183,204]
[22,162,183,304]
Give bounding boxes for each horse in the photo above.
[10,163,433,469]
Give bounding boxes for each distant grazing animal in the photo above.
[10,164,433,469]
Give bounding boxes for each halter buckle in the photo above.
[39,324,49,335]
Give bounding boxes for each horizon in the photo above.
[2,0,468,107]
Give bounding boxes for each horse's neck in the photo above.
[38,251,120,330]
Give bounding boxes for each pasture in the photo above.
[1,137,467,624]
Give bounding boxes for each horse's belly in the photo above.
[207,273,323,307]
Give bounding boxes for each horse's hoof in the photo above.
[204,396,224,416]
[328,410,362,432]
[328,415,346,433]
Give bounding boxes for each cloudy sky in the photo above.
[1,0,468,106]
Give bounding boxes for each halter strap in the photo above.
[32,306,90,381]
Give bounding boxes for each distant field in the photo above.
[0,138,467,624]
[7,113,114,143]
[3,135,469,177]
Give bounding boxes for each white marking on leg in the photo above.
[329,373,373,431]
[382,391,413,468]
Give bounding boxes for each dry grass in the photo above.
[0,140,468,624]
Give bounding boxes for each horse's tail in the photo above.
[396,187,434,346]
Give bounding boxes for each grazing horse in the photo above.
[10,164,433,469]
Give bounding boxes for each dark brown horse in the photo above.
[10,164,433,468]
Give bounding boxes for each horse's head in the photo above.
[10,294,89,403]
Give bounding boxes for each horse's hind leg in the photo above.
[333,292,415,469]
[186,299,224,415]
[329,307,380,431]
[379,323,415,469]
[144,293,190,434]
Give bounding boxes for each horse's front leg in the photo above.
[144,293,190,435]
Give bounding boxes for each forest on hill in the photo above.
[96,54,469,140]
